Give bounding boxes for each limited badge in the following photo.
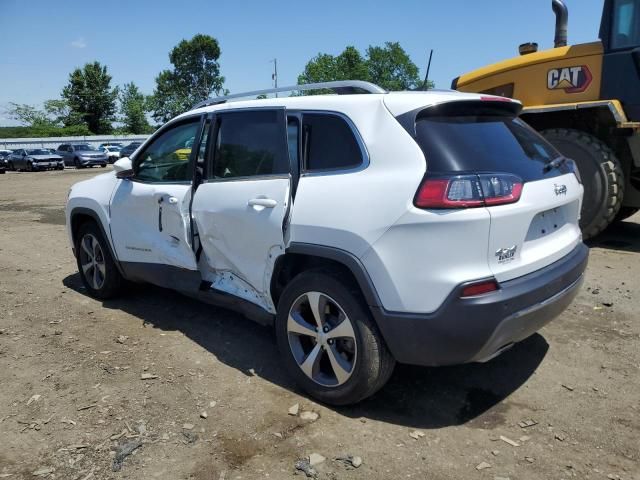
[547,65,592,93]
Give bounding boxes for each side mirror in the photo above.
[114,157,134,179]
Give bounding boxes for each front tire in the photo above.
[542,129,624,239]
[275,270,395,405]
[75,222,123,299]
[74,158,82,169]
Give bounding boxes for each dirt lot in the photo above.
[0,168,638,480]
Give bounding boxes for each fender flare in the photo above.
[285,242,383,308]
[522,100,639,129]
[69,207,125,277]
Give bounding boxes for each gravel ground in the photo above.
[0,167,638,480]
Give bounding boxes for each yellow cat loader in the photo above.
[453,0,640,238]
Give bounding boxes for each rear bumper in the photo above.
[371,243,588,366]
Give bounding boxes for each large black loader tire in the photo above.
[614,207,639,223]
[542,129,624,239]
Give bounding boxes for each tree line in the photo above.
[4,35,429,138]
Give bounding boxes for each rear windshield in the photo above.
[414,112,570,181]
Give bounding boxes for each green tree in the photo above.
[2,101,91,137]
[43,99,84,127]
[366,42,421,91]
[297,42,431,93]
[6,103,50,126]
[150,34,226,123]
[62,61,118,134]
[119,82,151,134]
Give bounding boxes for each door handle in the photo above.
[248,198,277,208]
[157,196,179,205]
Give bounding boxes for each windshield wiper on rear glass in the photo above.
[543,156,567,172]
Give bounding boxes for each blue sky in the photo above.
[0,0,603,126]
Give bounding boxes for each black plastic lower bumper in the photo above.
[371,243,589,366]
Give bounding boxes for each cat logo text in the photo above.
[547,65,593,93]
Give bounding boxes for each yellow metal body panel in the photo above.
[457,42,604,106]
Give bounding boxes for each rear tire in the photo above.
[275,269,395,405]
[542,128,624,239]
[74,158,82,169]
[75,222,123,299]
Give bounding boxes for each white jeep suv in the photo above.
[65,81,588,405]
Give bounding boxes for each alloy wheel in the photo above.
[287,291,357,387]
[79,233,106,290]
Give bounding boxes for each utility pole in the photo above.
[271,58,278,97]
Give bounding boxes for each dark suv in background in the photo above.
[57,144,108,169]
[119,142,142,158]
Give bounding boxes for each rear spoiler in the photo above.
[394,98,523,138]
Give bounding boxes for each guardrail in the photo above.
[0,135,149,149]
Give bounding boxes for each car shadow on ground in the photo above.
[63,273,548,429]
[587,218,640,254]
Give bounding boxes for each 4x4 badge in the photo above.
[495,245,517,263]
[554,184,567,196]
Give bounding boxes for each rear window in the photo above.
[414,108,569,181]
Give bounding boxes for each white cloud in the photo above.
[70,37,87,49]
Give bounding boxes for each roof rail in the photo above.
[191,80,387,110]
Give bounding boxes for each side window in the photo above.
[210,110,288,179]
[302,113,363,171]
[612,0,640,48]
[134,119,200,183]
[287,118,300,168]
[195,118,212,177]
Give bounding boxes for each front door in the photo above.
[110,116,204,291]
[191,108,291,311]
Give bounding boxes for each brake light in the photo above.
[461,279,499,297]
[414,174,523,209]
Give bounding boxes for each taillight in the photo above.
[414,173,523,209]
[461,279,499,297]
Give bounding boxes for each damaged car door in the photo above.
[191,108,291,311]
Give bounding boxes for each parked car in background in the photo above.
[57,144,108,169]
[7,148,64,171]
[99,142,124,149]
[101,145,122,163]
[119,142,142,158]
[0,149,11,174]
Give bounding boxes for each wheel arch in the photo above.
[69,207,125,276]
[271,243,383,311]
